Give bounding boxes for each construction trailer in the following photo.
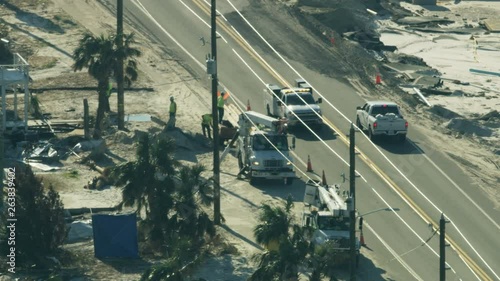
[302,179,361,266]
[237,110,296,185]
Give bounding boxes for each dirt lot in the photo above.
[0,0,498,280]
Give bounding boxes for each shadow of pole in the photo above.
[220,224,263,251]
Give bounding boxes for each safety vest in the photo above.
[170,101,177,113]
[217,95,225,108]
[202,114,212,125]
[106,82,112,97]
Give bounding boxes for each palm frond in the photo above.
[153,137,178,174]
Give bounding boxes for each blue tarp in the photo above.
[92,213,139,258]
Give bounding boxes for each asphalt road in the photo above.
[119,0,499,280]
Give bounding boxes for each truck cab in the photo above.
[264,79,323,129]
[304,211,350,245]
[237,111,296,185]
[302,180,360,265]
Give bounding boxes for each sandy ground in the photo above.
[376,1,500,205]
[1,0,267,280]
[379,1,500,116]
[0,0,498,280]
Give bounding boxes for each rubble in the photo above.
[445,118,493,137]
[22,141,59,162]
[66,220,93,243]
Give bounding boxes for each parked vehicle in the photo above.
[237,110,296,185]
[264,78,323,129]
[356,101,408,142]
[302,179,360,266]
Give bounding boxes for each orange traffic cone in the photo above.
[375,73,381,85]
[360,230,365,246]
[247,100,251,111]
[322,170,327,186]
[307,155,313,172]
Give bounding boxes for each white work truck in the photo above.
[302,179,360,266]
[356,101,408,142]
[237,111,296,185]
[264,78,323,129]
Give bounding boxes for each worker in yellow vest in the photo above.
[167,96,177,129]
[217,91,226,124]
[201,113,213,139]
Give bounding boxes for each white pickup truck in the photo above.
[356,101,408,142]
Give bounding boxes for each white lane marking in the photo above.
[230,48,367,183]
[232,49,367,182]
[178,0,228,43]
[416,142,500,230]
[131,0,317,183]
[223,0,498,278]
[364,221,423,281]
[130,0,446,279]
[133,0,367,182]
[130,1,489,278]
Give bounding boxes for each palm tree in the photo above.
[174,165,215,241]
[108,134,178,243]
[109,133,216,252]
[72,32,141,138]
[253,196,294,249]
[250,195,310,281]
[307,240,342,281]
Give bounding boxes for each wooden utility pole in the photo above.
[440,213,446,281]
[117,0,125,129]
[349,123,357,280]
[84,98,89,139]
[210,0,221,225]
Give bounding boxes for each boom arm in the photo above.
[317,184,350,217]
[239,111,287,134]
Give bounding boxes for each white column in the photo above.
[1,84,6,131]
[24,80,29,131]
[14,86,18,121]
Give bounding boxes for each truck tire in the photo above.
[249,171,257,185]
[368,127,376,141]
[356,117,363,130]
[266,103,271,116]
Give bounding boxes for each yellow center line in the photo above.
[188,1,491,279]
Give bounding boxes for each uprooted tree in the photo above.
[0,165,67,267]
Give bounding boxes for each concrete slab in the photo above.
[484,18,500,32]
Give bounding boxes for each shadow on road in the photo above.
[291,124,337,141]
[374,137,424,155]
[252,178,306,203]
[355,253,389,281]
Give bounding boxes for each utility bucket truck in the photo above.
[264,78,323,129]
[302,179,360,265]
[237,111,296,185]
